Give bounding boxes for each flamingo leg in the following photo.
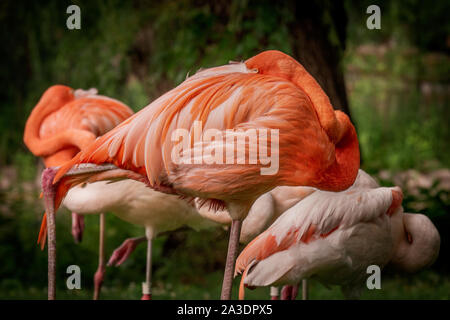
[71,213,85,243]
[42,168,57,300]
[281,285,293,300]
[281,284,300,300]
[93,213,106,300]
[141,238,152,300]
[270,286,279,300]
[302,279,308,300]
[108,236,146,266]
[220,219,242,300]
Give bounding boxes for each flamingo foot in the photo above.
[107,236,146,267]
[141,282,152,300]
[270,286,279,300]
[93,265,105,300]
[71,213,85,243]
[281,285,299,300]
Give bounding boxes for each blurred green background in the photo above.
[0,0,448,299]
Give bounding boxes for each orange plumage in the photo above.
[41,51,360,300]
[24,85,133,247]
[54,51,360,208]
[24,85,133,167]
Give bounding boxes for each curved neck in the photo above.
[245,51,360,192]
[245,50,340,142]
[314,113,360,191]
[24,85,75,157]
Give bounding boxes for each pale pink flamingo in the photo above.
[40,50,360,299]
[235,170,441,299]
[23,85,133,299]
[69,178,219,300]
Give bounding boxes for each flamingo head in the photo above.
[39,85,75,110]
[389,212,440,273]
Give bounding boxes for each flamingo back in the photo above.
[24,85,133,166]
[54,51,360,204]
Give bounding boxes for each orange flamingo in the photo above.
[23,85,133,299]
[40,50,360,299]
[107,186,315,299]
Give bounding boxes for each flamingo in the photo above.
[196,186,316,300]
[235,170,441,299]
[27,88,221,300]
[23,85,133,299]
[40,50,360,299]
[107,186,315,299]
[66,178,219,300]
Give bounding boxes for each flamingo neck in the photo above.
[23,85,75,157]
[314,120,360,191]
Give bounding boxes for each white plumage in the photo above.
[236,170,440,299]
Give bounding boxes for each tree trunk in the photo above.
[288,0,352,119]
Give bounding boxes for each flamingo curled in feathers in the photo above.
[40,50,360,299]
[108,184,315,299]
[24,85,134,299]
[27,86,223,300]
[235,170,441,299]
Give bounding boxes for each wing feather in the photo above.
[235,185,396,276]
[54,52,358,200]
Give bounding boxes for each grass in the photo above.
[0,1,448,301]
[1,270,449,300]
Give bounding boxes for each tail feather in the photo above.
[53,136,141,184]
[235,226,307,277]
[38,164,151,248]
[36,172,108,249]
[238,260,257,300]
[37,212,47,250]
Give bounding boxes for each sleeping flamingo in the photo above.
[27,88,222,300]
[235,170,441,299]
[107,186,315,299]
[23,85,134,299]
[40,50,360,299]
[66,178,219,300]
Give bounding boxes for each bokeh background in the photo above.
[0,0,448,299]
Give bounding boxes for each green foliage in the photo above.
[11,153,37,182]
[1,269,449,299]
[0,0,448,299]
[352,91,449,171]
[345,12,450,171]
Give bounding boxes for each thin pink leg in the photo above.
[281,285,293,300]
[301,279,308,300]
[71,213,85,243]
[141,238,152,300]
[93,213,106,300]
[107,236,146,267]
[281,284,300,300]
[42,167,57,300]
[270,286,279,300]
[220,219,242,300]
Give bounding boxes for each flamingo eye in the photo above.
[406,232,413,244]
